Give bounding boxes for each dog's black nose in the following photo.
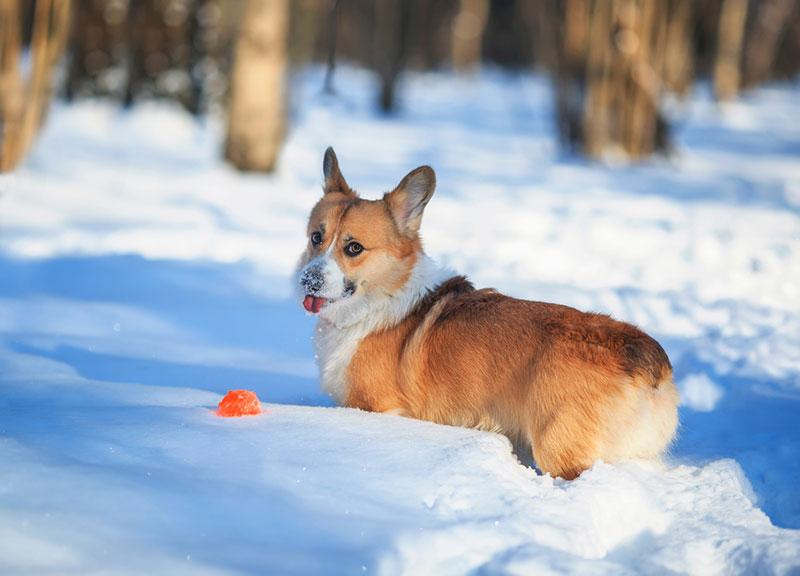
[300,266,324,295]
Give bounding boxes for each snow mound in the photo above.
[1,344,798,575]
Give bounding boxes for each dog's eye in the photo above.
[344,242,363,257]
[311,231,323,246]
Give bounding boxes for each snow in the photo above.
[1,67,799,574]
[679,372,724,412]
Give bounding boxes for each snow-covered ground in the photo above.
[1,67,799,574]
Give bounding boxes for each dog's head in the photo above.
[296,147,436,324]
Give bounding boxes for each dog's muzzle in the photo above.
[299,260,356,314]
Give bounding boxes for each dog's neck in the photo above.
[320,253,453,332]
[314,253,453,403]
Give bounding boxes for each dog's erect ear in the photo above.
[323,147,352,195]
[385,165,436,237]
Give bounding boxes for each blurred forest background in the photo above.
[1,0,798,173]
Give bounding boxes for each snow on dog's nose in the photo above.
[300,264,324,295]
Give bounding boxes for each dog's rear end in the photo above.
[520,303,679,479]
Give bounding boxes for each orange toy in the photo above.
[216,390,262,417]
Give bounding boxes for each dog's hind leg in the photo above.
[528,407,600,480]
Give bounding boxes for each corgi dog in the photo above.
[296,148,679,479]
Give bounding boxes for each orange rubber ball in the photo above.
[216,389,262,417]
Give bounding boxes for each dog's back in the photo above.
[347,276,678,479]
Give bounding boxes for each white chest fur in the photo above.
[314,319,373,404]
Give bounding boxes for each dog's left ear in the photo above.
[385,166,436,237]
[323,147,353,195]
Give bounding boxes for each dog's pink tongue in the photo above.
[303,295,326,314]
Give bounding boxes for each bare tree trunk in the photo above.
[0,0,24,164]
[714,0,749,100]
[225,0,288,172]
[123,0,144,108]
[1,0,71,172]
[322,0,338,94]
[742,0,798,88]
[546,0,683,160]
[186,0,204,115]
[662,0,693,95]
[451,0,489,72]
[374,0,405,113]
[532,0,589,151]
[582,0,613,157]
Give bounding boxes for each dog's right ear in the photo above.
[323,147,352,195]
